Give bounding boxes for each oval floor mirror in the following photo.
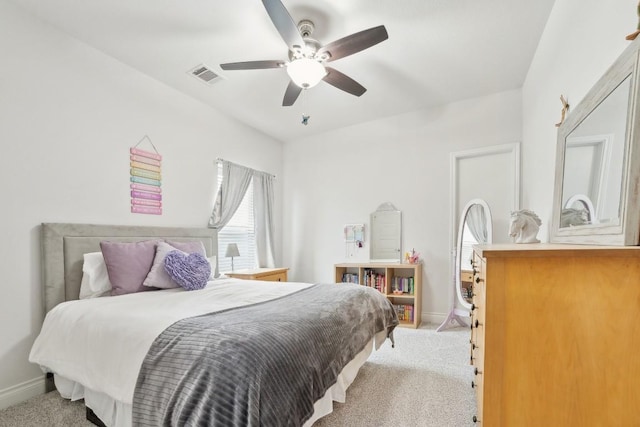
[437,198,492,331]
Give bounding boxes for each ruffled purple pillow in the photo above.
[164,250,211,291]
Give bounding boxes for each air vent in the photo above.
[188,64,222,85]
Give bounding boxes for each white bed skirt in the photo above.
[55,330,386,427]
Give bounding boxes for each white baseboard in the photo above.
[420,311,447,326]
[0,376,46,410]
[420,311,472,329]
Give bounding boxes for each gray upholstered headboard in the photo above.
[41,223,218,313]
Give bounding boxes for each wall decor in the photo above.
[555,95,569,127]
[343,223,365,258]
[626,1,640,41]
[130,135,162,215]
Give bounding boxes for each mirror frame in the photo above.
[370,203,402,262]
[455,199,493,310]
[551,38,640,245]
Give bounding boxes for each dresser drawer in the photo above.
[472,368,484,424]
[226,268,289,282]
[260,271,287,282]
[471,325,484,368]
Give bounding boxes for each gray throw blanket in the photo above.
[132,283,398,427]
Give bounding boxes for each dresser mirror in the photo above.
[370,203,402,262]
[551,39,640,245]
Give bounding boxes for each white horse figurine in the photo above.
[509,210,542,243]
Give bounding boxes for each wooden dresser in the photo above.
[225,267,288,282]
[470,244,640,426]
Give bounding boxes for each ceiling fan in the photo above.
[220,0,388,106]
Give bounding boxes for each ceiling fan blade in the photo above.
[220,60,285,71]
[318,25,388,62]
[282,80,302,106]
[262,0,305,49]
[322,67,366,97]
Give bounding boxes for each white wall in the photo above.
[522,0,636,239]
[282,89,522,322]
[0,1,283,408]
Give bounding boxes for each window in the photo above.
[217,164,257,272]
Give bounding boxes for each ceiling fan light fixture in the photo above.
[219,1,388,106]
[286,58,326,88]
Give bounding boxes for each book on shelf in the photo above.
[392,303,414,322]
[391,276,415,295]
[341,273,359,284]
[363,268,386,293]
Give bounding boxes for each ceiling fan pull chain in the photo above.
[299,89,310,125]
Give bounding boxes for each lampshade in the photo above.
[286,58,327,88]
[225,243,240,258]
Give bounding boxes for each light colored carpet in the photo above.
[0,324,475,427]
[315,324,476,427]
[0,390,91,427]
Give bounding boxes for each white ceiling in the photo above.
[12,0,556,142]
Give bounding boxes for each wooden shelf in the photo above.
[334,262,422,328]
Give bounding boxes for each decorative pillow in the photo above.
[79,252,112,299]
[165,240,206,256]
[100,240,159,296]
[165,240,217,279]
[143,242,186,289]
[164,251,211,291]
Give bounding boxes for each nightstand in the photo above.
[225,267,289,282]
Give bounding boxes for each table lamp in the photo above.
[225,243,240,271]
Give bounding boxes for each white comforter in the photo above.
[29,278,311,405]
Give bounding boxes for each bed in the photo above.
[29,223,398,427]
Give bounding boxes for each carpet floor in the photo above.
[0,324,475,427]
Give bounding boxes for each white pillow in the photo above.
[79,252,112,299]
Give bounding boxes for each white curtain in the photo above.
[208,160,253,229]
[253,171,276,268]
[465,204,488,244]
[209,160,276,269]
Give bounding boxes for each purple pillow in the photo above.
[100,240,159,296]
[164,251,211,291]
[165,240,206,256]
